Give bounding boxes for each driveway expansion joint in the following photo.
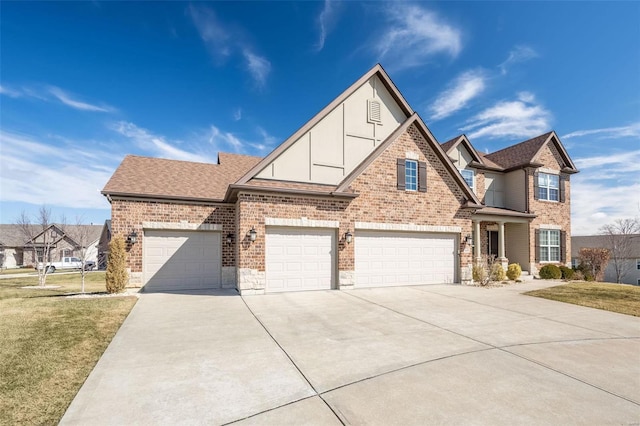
[239,295,346,426]
[345,290,640,407]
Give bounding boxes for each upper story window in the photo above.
[460,169,474,190]
[637,259,640,270]
[397,158,426,192]
[405,160,417,191]
[538,173,559,201]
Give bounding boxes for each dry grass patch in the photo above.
[526,282,640,317]
[0,272,137,424]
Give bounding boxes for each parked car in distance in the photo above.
[36,257,96,273]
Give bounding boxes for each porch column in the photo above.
[473,220,481,263]
[498,221,508,268]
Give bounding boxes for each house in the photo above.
[572,234,640,285]
[0,224,103,269]
[97,220,112,270]
[102,64,578,294]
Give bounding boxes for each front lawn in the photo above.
[525,282,640,317]
[0,272,137,425]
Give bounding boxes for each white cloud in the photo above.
[112,121,214,163]
[0,84,22,98]
[242,49,271,89]
[562,122,640,139]
[376,4,462,70]
[0,130,114,209]
[1,83,114,112]
[187,5,232,61]
[429,69,486,121]
[460,92,552,139]
[315,0,341,52]
[574,150,640,170]
[206,124,276,154]
[499,45,539,75]
[233,108,242,121]
[571,149,640,234]
[48,86,114,112]
[571,181,640,235]
[188,5,271,88]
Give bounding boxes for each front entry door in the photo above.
[487,231,499,258]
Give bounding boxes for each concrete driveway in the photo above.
[61,282,640,425]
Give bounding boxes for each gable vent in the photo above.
[368,99,381,123]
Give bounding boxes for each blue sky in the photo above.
[1,1,638,234]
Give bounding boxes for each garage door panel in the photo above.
[355,231,456,288]
[266,228,334,293]
[144,230,221,292]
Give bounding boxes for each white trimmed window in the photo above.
[540,229,561,262]
[405,160,417,191]
[460,169,474,190]
[538,173,559,201]
[637,259,640,270]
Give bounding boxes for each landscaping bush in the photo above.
[506,263,522,280]
[539,264,562,280]
[560,265,574,280]
[490,263,506,281]
[575,263,595,281]
[106,234,128,293]
[472,264,488,286]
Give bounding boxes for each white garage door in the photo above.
[355,231,457,287]
[265,227,335,293]
[144,230,221,292]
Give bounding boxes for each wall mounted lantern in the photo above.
[345,231,353,244]
[127,231,138,244]
[248,227,257,242]
[226,233,234,246]
[464,234,473,245]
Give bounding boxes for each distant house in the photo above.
[97,220,112,270]
[0,224,103,269]
[572,234,640,285]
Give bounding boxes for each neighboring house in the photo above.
[0,224,103,268]
[102,64,578,294]
[97,220,112,270]
[572,235,640,285]
[0,225,28,268]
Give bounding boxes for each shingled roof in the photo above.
[102,153,262,201]
[484,132,553,170]
[440,135,461,153]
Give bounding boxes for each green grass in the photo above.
[526,282,640,317]
[0,272,137,425]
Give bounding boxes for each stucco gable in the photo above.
[239,64,413,187]
[337,114,481,206]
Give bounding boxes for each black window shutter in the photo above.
[418,161,427,192]
[534,229,541,262]
[559,175,565,203]
[397,159,406,190]
[533,171,539,200]
[560,230,567,263]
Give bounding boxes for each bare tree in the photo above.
[17,207,65,287]
[66,217,93,293]
[600,218,640,283]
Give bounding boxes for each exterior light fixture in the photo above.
[248,227,257,242]
[226,233,234,246]
[345,231,353,244]
[465,234,473,245]
[127,231,138,244]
